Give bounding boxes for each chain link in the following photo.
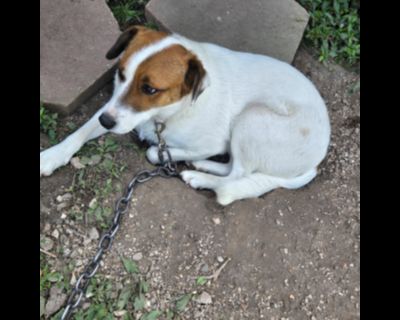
[60,122,178,320]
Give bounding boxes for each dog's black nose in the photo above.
[99,113,116,129]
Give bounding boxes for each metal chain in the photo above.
[60,122,178,320]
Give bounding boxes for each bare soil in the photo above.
[40,46,360,320]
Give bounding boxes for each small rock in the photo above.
[82,302,91,310]
[88,227,99,240]
[45,286,67,317]
[195,291,212,304]
[114,310,127,317]
[217,256,224,263]
[132,252,143,261]
[212,217,221,225]
[70,273,76,286]
[60,213,67,219]
[43,223,51,233]
[40,236,54,251]
[200,263,209,273]
[70,157,86,169]
[51,229,60,239]
[89,198,98,209]
[56,202,68,212]
[56,193,72,203]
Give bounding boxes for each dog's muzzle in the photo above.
[99,112,116,129]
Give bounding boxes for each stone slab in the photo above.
[40,0,120,115]
[145,0,309,64]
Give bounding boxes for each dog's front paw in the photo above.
[180,170,208,189]
[146,146,160,165]
[40,147,71,177]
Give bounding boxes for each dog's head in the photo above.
[99,26,208,134]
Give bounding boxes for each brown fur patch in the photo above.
[123,45,200,111]
[119,26,169,69]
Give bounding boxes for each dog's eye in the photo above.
[141,84,158,95]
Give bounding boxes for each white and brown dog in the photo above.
[40,26,330,205]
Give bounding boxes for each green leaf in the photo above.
[134,295,145,311]
[196,276,207,286]
[121,257,140,274]
[175,294,192,312]
[117,288,132,310]
[140,310,161,320]
[123,313,134,320]
[165,309,174,320]
[140,280,149,294]
[48,273,63,283]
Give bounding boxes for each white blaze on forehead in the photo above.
[112,36,182,103]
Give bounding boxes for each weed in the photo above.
[108,0,150,28]
[298,0,360,65]
[40,103,59,145]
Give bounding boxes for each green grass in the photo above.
[65,136,128,229]
[40,103,59,145]
[298,0,360,66]
[51,257,171,320]
[108,0,150,28]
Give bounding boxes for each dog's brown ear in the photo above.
[106,26,139,60]
[183,57,207,102]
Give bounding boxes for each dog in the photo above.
[40,25,330,205]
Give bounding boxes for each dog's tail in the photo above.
[215,168,317,205]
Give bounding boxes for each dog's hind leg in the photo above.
[192,160,232,176]
[181,168,316,205]
[214,169,317,205]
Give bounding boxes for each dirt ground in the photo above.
[40,46,360,320]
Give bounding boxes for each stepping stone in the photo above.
[145,0,309,64]
[40,0,120,115]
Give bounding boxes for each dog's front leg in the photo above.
[40,107,108,177]
[146,146,218,164]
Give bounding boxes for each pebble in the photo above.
[56,202,68,212]
[200,264,209,273]
[212,217,221,225]
[195,291,212,304]
[43,223,51,233]
[70,157,86,169]
[56,193,72,203]
[217,256,224,263]
[88,227,99,240]
[51,229,59,239]
[114,310,127,317]
[41,236,54,251]
[45,286,67,317]
[89,198,98,209]
[132,252,143,261]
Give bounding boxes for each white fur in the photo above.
[40,33,330,205]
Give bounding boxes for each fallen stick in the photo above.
[191,258,231,282]
[40,248,57,258]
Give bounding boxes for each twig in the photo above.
[191,258,231,282]
[207,257,231,281]
[40,248,57,258]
